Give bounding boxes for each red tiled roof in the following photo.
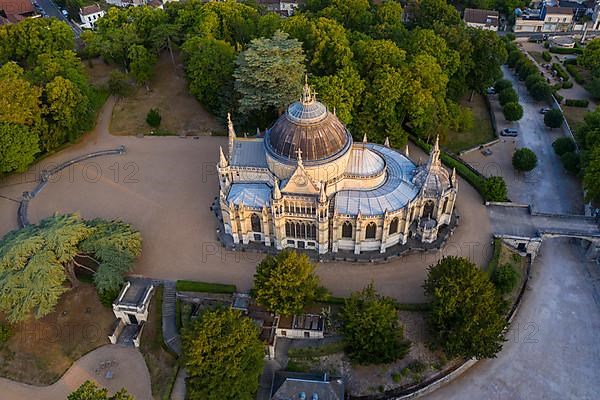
[80,3,101,16]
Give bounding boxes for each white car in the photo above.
[61,9,68,17]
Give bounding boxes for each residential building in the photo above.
[271,372,344,400]
[0,0,38,24]
[515,5,574,32]
[79,3,105,29]
[463,8,500,31]
[257,0,303,16]
[276,313,325,339]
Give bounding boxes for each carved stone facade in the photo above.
[217,83,457,255]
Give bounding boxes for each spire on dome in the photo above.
[227,113,236,138]
[428,135,441,168]
[451,167,457,185]
[296,148,303,167]
[362,133,368,143]
[219,145,228,168]
[273,178,282,200]
[301,74,316,104]
[319,182,327,203]
[405,144,410,157]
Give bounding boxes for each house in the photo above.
[276,313,325,339]
[105,0,147,7]
[0,0,39,24]
[109,280,154,347]
[257,0,303,16]
[515,5,574,32]
[79,3,105,29]
[271,372,344,400]
[463,8,500,31]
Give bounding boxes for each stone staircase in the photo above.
[162,281,181,354]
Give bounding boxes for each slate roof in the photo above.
[227,183,272,209]
[272,372,344,400]
[230,139,268,168]
[463,8,499,26]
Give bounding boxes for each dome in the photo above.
[266,84,350,162]
[412,165,451,197]
[345,146,385,177]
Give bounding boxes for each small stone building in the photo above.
[109,280,154,347]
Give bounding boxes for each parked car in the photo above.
[500,128,518,137]
[482,148,493,156]
[486,87,496,95]
[539,107,551,114]
[61,9,68,17]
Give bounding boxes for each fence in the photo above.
[551,95,580,153]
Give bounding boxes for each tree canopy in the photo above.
[423,256,507,359]
[544,109,564,129]
[0,214,141,323]
[340,283,410,364]
[182,308,264,400]
[253,249,321,316]
[68,381,133,400]
[512,147,537,172]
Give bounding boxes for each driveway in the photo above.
[0,345,152,400]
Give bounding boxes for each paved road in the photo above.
[35,0,82,37]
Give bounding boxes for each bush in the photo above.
[505,33,516,41]
[482,176,508,202]
[554,93,564,103]
[494,79,512,92]
[549,46,583,54]
[529,81,552,101]
[146,108,161,127]
[544,41,550,49]
[542,51,552,62]
[565,64,585,84]
[175,280,237,293]
[565,98,589,107]
[552,63,569,81]
[553,137,576,156]
[544,109,564,128]
[586,77,600,100]
[503,102,523,121]
[499,87,518,105]
[0,324,10,345]
[525,73,544,91]
[518,62,539,81]
[562,80,574,89]
[98,286,122,308]
[512,148,538,171]
[107,70,131,97]
[561,151,580,173]
[507,50,523,68]
[492,263,519,294]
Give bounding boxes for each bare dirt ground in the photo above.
[0,284,114,385]
[110,52,222,136]
[0,97,492,303]
[83,57,115,88]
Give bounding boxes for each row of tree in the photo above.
[0,18,101,174]
[494,78,523,122]
[180,250,508,399]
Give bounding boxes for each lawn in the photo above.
[0,284,114,385]
[562,105,590,131]
[139,285,179,400]
[529,51,546,65]
[486,239,529,309]
[110,51,223,136]
[175,280,237,294]
[443,93,496,153]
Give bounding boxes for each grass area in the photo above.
[110,51,222,136]
[0,284,114,385]
[287,341,345,359]
[139,285,179,400]
[443,94,496,153]
[175,280,237,294]
[529,51,546,65]
[496,244,528,308]
[320,296,430,311]
[562,105,590,131]
[484,238,503,275]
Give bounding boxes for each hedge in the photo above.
[565,64,585,84]
[552,63,569,81]
[542,51,552,62]
[565,98,589,107]
[175,280,237,293]
[549,46,583,54]
[562,81,574,89]
[319,295,430,311]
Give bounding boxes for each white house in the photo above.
[79,3,104,29]
[463,8,500,31]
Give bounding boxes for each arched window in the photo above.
[310,224,317,239]
[365,222,376,239]
[389,218,399,235]
[285,221,291,237]
[423,201,435,219]
[442,197,449,213]
[251,214,261,232]
[342,221,353,239]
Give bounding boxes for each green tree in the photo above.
[146,108,162,128]
[544,109,564,128]
[467,28,507,94]
[524,73,544,91]
[578,38,600,73]
[234,30,305,118]
[503,102,523,121]
[182,36,236,113]
[423,256,507,359]
[403,28,460,76]
[583,144,600,204]
[254,249,321,316]
[311,66,365,125]
[413,0,462,29]
[493,79,512,92]
[182,308,264,400]
[319,0,372,32]
[0,214,141,323]
[491,263,519,294]
[108,70,132,97]
[68,381,133,400]
[0,123,40,173]
[512,147,537,172]
[128,45,156,88]
[560,151,580,174]
[371,0,405,42]
[340,283,410,364]
[498,87,518,106]
[529,81,552,101]
[0,62,42,127]
[482,176,508,202]
[552,137,576,156]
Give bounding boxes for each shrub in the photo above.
[499,87,518,105]
[529,81,552,101]
[482,176,508,202]
[525,73,544,91]
[492,263,519,294]
[549,46,582,54]
[0,324,10,345]
[586,77,600,100]
[98,285,122,308]
[542,51,552,62]
[552,63,569,81]
[505,33,516,41]
[544,109,564,128]
[544,41,550,49]
[512,148,538,171]
[503,102,523,121]
[565,98,589,107]
[565,64,585,84]
[507,50,523,68]
[146,108,161,127]
[553,137,576,156]
[518,62,539,81]
[176,280,236,293]
[494,79,512,92]
[561,151,580,173]
[562,80,574,89]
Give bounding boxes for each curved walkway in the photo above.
[0,345,152,400]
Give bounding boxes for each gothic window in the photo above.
[365,222,376,239]
[442,197,449,213]
[389,218,399,235]
[285,221,291,236]
[251,214,261,232]
[423,201,435,219]
[310,224,317,239]
[342,221,353,239]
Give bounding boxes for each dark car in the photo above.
[500,128,518,137]
[539,107,551,114]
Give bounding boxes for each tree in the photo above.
[340,283,410,364]
[493,79,512,92]
[413,0,462,29]
[491,263,519,294]
[128,45,156,88]
[146,108,161,128]
[578,38,600,73]
[552,137,576,156]
[482,176,508,202]
[583,144,600,204]
[529,81,552,101]
[182,308,264,400]
[311,66,365,125]
[0,123,40,173]
[423,256,507,359]
[319,0,372,32]
[68,381,133,400]
[108,70,132,97]
[560,151,580,174]
[498,87,518,106]
[524,73,544,91]
[0,214,141,323]
[467,28,507,94]
[503,101,523,121]
[235,30,305,119]
[512,147,538,172]
[0,62,42,127]
[544,109,563,128]
[371,0,405,42]
[182,36,236,113]
[253,249,321,316]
